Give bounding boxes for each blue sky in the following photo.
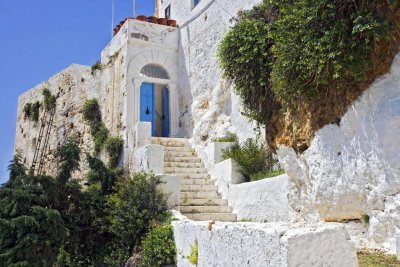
[0,0,155,183]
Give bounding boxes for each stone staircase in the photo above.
[150,137,237,222]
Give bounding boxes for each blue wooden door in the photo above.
[162,87,170,137]
[140,82,155,136]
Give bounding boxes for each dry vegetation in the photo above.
[358,249,400,267]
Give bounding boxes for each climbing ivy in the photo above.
[105,136,124,168]
[82,99,110,154]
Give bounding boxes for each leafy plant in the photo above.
[211,134,238,143]
[105,136,124,168]
[222,138,276,182]
[250,168,285,181]
[141,223,176,267]
[188,240,198,266]
[42,88,56,110]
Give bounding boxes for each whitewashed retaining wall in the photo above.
[173,220,357,267]
[278,53,400,251]
[228,174,293,222]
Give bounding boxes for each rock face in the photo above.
[278,53,400,250]
[173,220,357,267]
[15,65,100,177]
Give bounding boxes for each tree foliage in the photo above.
[107,173,169,256]
[1,138,171,266]
[218,2,279,123]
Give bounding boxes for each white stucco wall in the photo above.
[173,220,357,267]
[277,53,400,251]
[229,174,293,222]
[157,0,262,145]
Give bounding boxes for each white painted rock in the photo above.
[278,53,400,250]
[173,221,357,267]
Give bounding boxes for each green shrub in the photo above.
[82,99,101,122]
[91,60,102,73]
[250,169,285,181]
[211,134,238,143]
[218,2,279,123]
[30,101,40,121]
[222,138,275,182]
[42,88,56,110]
[270,0,393,100]
[141,223,176,267]
[105,136,124,168]
[188,240,198,266]
[23,103,32,119]
[218,0,395,121]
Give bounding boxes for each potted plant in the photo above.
[136,15,147,22]
[158,18,168,26]
[147,16,159,24]
[167,19,177,27]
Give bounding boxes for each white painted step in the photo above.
[164,157,201,163]
[181,191,218,199]
[171,173,209,179]
[164,167,207,174]
[181,179,214,185]
[180,205,232,213]
[151,138,189,147]
[180,198,228,206]
[165,151,197,157]
[165,162,204,168]
[165,147,194,152]
[184,213,237,222]
[181,184,218,191]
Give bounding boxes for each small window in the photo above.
[165,5,171,20]
[140,64,170,80]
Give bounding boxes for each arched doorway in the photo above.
[139,64,171,137]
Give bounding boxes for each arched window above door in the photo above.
[140,64,170,80]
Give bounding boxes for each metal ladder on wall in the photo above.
[31,107,56,175]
